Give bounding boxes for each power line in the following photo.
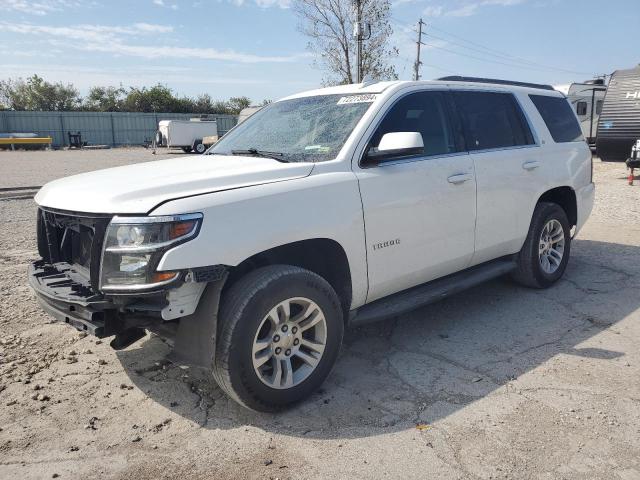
[420,41,576,72]
[389,15,594,77]
[425,27,593,76]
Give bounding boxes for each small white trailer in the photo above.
[154,119,218,154]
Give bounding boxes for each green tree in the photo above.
[227,96,252,114]
[84,85,126,112]
[0,75,80,111]
[0,75,256,114]
[122,85,179,112]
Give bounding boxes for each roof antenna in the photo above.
[360,74,378,88]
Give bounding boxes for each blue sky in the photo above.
[0,0,638,103]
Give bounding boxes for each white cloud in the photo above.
[152,0,179,9]
[0,63,269,86]
[423,0,525,18]
[2,0,85,16]
[422,5,444,17]
[132,22,174,33]
[73,41,306,63]
[254,0,291,8]
[0,21,307,64]
[0,22,174,42]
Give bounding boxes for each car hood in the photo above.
[35,154,314,214]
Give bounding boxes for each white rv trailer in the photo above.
[155,119,218,154]
[237,106,262,124]
[554,79,607,145]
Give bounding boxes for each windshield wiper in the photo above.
[230,148,290,163]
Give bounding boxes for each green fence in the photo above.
[0,111,238,147]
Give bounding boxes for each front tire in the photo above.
[213,265,344,412]
[512,202,571,288]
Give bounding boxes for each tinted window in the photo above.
[576,101,587,115]
[367,91,457,159]
[453,91,535,151]
[529,94,583,143]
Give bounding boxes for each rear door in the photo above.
[354,89,477,302]
[451,89,539,266]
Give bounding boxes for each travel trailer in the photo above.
[596,65,640,161]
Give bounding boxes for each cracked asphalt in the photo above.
[1,149,639,479]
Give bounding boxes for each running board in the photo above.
[350,258,516,327]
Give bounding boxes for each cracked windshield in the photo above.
[210,94,376,162]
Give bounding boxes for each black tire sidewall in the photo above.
[530,204,571,287]
[219,269,343,410]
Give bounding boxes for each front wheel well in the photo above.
[223,239,352,317]
[538,187,577,227]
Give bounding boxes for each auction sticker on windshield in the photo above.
[337,94,378,105]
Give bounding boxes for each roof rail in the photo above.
[437,76,555,91]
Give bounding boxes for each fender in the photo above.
[150,170,369,309]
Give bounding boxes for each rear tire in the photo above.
[181,146,192,153]
[193,140,206,154]
[512,202,571,288]
[213,265,344,412]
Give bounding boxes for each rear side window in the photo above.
[529,94,583,143]
[453,91,535,151]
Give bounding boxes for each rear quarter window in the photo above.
[529,94,584,143]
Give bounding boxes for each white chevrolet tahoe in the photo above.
[29,78,595,411]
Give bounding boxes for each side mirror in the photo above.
[363,132,424,165]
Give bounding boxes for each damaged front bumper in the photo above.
[29,260,227,364]
[29,260,118,338]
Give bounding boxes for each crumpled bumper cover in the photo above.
[28,260,116,337]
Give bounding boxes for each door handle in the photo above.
[522,161,540,171]
[447,173,472,184]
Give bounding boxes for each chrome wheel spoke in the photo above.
[291,301,316,323]
[295,349,320,368]
[271,358,283,386]
[301,338,325,355]
[551,231,564,243]
[298,310,324,332]
[282,358,294,388]
[549,248,562,262]
[266,307,280,327]
[254,350,272,368]
[253,338,271,355]
[277,301,291,323]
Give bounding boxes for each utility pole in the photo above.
[414,18,426,81]
[353,0,363,83]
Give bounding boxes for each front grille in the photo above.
[37,208,112,291]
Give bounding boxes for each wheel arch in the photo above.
[222,238,353,318]
[537,186,577,227]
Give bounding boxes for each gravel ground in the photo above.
[1,149,640,479]
[0,147,175,189]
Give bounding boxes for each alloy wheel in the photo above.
[538,219,565,274]
[251,297,327,389]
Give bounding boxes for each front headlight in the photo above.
[100,213,202,292]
